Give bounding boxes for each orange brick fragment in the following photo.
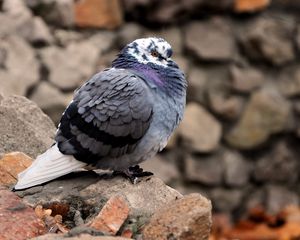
[234,0,270,12]
[74,0,123,29]
[0,188,46,240]
[0,152,33,186]
[88,195,129,235]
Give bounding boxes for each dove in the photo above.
[14,37,187,190]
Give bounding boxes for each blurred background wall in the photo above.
[1,0,300,219]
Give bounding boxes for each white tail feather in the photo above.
[14,144,87,190]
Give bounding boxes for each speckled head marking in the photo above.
[125,37,173,67]
[112,37,186,96]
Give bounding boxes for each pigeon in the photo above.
[14,37,187,190]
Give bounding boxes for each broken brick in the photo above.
[0,187,46,240]
[88,195,129,235]
[0,152,32,186]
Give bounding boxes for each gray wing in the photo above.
[55,68,153,164]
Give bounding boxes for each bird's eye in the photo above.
[151,50,159,57]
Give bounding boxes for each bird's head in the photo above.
[112,37,179,70]
[112,37,186,97]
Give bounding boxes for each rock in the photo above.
[74,0,123,29]
[185,18,236,61]
[253,141,298,183]
[40,41,99,90]
[178,103,222,153]
[87,32,116,54]
[0,10,53,45]
[208,91,244,120]
[0,94,56,158]
[276,65,300,97]
[54,29,83,46]
[244,188,265,212]
[30,82,67,124]
[0,187,46,239]
[140,155,179,184]
[17,174,182,221]
[0,152,33,186]
[3,0,31,15]
[266,185,299,214]
[33,234,131,240]
[226,88,291,150]
[117,23,144,48]
[142,193,212,240]
[22,16,54,45]
[185,153,223,186]
[0,10,32,39]
[234,0,271,12]
[88,195,129,235]
[187,66,207,104]
[210,188,243,212]
[229,65,265,93]
[239,16,295,66]
[224,150,251,187]
[0,35,40,96]
[25,0,74,27]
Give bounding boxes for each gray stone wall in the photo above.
[1,0,300,218]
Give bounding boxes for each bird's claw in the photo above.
[113,165,153,184]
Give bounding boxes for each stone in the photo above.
[142,193,212,240]
[74,0,123,29]
[118,23,144,48]
[54,29,83,46]
[0,187,46,239]
[244,188,265,211]
[40,41,99,90]
[3,0,31,15]
[210,188,243,212]
[23,16,54,45]
[226,88,291,150]
[266,185,299,214]
[239,16,295,66]
[234,0,271,12]
[0,152,33,186]
[17,174,182,221]
[185,18,236,61]
[0,11,31,39]
[253,141,298,183]
[88,195,129,235]
[208,92,244,120]
[277,65,300,97]
[0,94,56,158]
[30,82,67,124]
[26,0,74,27]
[229,65,265,93]
[224,150,251,187]
[187,66,207,104]
[185,153,223,186]
[178,103,222,153]
[140,155,179,184]
[87,32,116,54]
[0,35,40,96]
